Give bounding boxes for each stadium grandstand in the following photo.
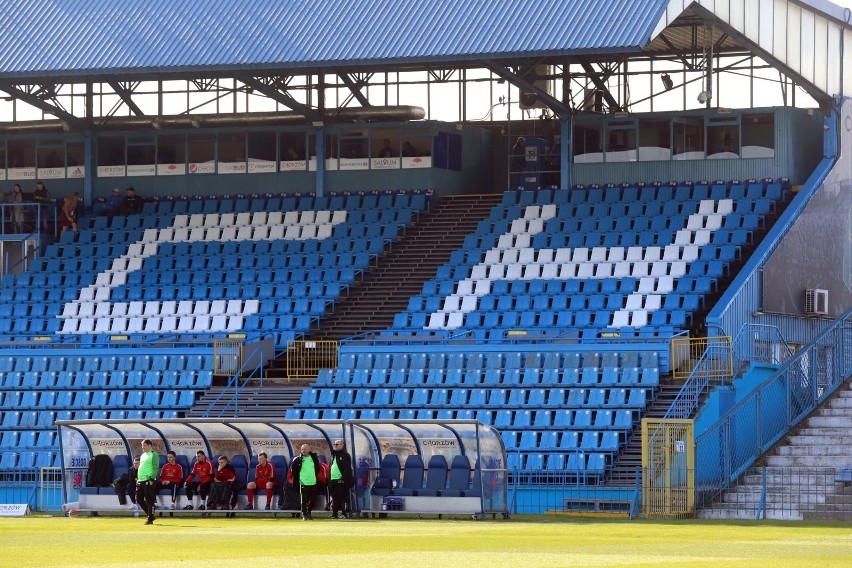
[0,0,850,520]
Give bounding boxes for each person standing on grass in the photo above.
[158,451,184,510]
[137,439,159,525]
[246,452,277,510]
[328,439,354,519]
[290,444,322,520]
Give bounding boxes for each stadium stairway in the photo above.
[603,382,682,484]
[699,377,852,520]
[307,194,504,341]
[186,385,304,418]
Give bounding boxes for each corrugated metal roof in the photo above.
[0,0,670,79]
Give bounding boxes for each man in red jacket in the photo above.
[183,450,214,510]
[245,452,278,510]
[158,451,184,510]
[207,455,237,511]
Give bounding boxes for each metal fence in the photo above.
[286,340,338,379]
[0,467,63,512]
[701,466,852,521]
[670,335,733,381]
[695,310,852,507]
[213,338,243,376]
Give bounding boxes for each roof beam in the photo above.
[237,75,324,123]
[337,72,372,107]
[0,82,90,131]
[481,60,571,116]
[108,81,145,116]
[657,31,696,71]
[578,60,621,111]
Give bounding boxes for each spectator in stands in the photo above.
[96,188,124,217]
[10,184,24,233]
[137,439,160,526]
[402,141,417,157]
[158,451,184,510]
[114,456,139,510]
[184,450,214,510]
[32,180,53,231]
[378,139,395,158]
[59,192,80,236]
[290,444,322,520]
[119,186,143,215]
[328,439,354,519]
[246,451,277,510]
[207,455,236,511]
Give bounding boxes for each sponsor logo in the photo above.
[91,439,124,447]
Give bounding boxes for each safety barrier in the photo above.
[213,338,243,376]
[286,340,338,379]
[670,335,733,381]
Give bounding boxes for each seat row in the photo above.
[316,367,659,388]
[0,409,180,430]
[300,386,650,409]
[0,354,210,373]
[0,389,196,410]
[1,369,212,390]
[502,429,624,452]
[336,350,660,371]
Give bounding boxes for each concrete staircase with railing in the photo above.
[699,377,852,520]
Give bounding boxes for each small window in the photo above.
[741,113,775,158]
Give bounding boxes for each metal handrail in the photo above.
[202,353,265,418]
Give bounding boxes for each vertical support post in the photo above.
[559,114,571,190]
[83,131,94,206]
[314,125,326,197]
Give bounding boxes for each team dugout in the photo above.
[57,418,508,517]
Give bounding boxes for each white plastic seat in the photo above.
[650,261,669,277]
[110,317,128,333]
[613,261,631,278]
[194,301,211,316]
[693,230,711,246]
[522,205,541,219]
[59,319,79,334]
[554,248,572,263]
[176,316,194,333]
[645,295,662,311]
[173,227,189,242]
[643,246,662,262]
[637,277,656,294]
[426,312,447,329]
[484,250,501,264]
[111,272,127,287]
[268,225,285,239]
[250,211,268,226]
[127,317,144,334]
[225,300,243,315]
[662,245,681,261]
[226,316,244,332]
[172,215,189,229]
[631,261,650,277]
[577,263,594,278]
[266,211,282,225]
[572,247,590,263]
[315,224,332,239]
[456,280,474,295]
[127,301,144,317]
[656,276,674,294]
[513,234,531,248]
[236,226,253,241]
[717,199,733,215]
[300,211,316,224]
[472,280,491,295]
[470,265,488,279]
[674,230,692,245]
[331,210,347,224]
[210,315,228,332]
[460,295,478,312]
[526,218,544,234]
[314,211,331,224]
[681,245,699,262]
[500,249,519,264]
[192,315,211,333]
[78,302,96,318]
[93,286,111,301]
[705,214,723,231]
[203,213,220,228]
[595,262,613,278]
[143,317,161,334]
[536,248,555,264]
[625,246,643,261]
[78,287,96,302]
[523,263,542,279]
[541,263,559,279]
[283,211,299,225]
[160,301,177,317]
[610,311,630,328]
[141,229,158,243]
[686,215,705,230]
[590,247,607,262]
[630,310,648,327]
[207,300,226,316]
[111,303,128,317]
[698,200,715,215]
[607,247,625,262]
[505,264,523,279]
[78,318,96,334]
[235,212,251,226]
[284,225,301,240]
[518,248,535,264]
[488,264,507,279]
[509,219,527,234]
[669,261,687,278]
[143,302,159,317]
[443,296,462,312]
[219,213,235,226]
[301,225,318,240]
[159,316,178,333]
[187,213,205,228]
[189,227,206,241]
[445,312,464,329]
[625,294,643,310]
[252,225,269,240]
[95,272,111,286]
[61,303,80,318]
[221,227,238,241]
[127,257,143,272]
[558,263,577,278]
[176,301,193,317]
[540,203,556,219]
[243,299,259,314]
[141,243,158,256]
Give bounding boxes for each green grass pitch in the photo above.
[1,514,851,567]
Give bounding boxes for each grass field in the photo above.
[1,514,851,567]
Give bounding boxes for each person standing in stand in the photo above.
[136,439,160,526]
[183,450,214,510]
[158,451,184,510]
[289,444,321,520]
[328,439,354,519]
[245,452,277,510]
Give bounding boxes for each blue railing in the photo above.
[695,309,852,507]
[202,352,265,418]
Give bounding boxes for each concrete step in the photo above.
[793,427,852,437]
[786,434,851,445]
[827,398,852,408]
[805,416,852,427]
[765,455,847,467]
[816,408,852,417]
[698,507,803,520]
[776,445,852,457]
[740,472,839,485]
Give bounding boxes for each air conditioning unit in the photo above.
[804,289,828,316]
[519,65,552,109]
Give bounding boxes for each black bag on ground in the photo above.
[86,454,114,487]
